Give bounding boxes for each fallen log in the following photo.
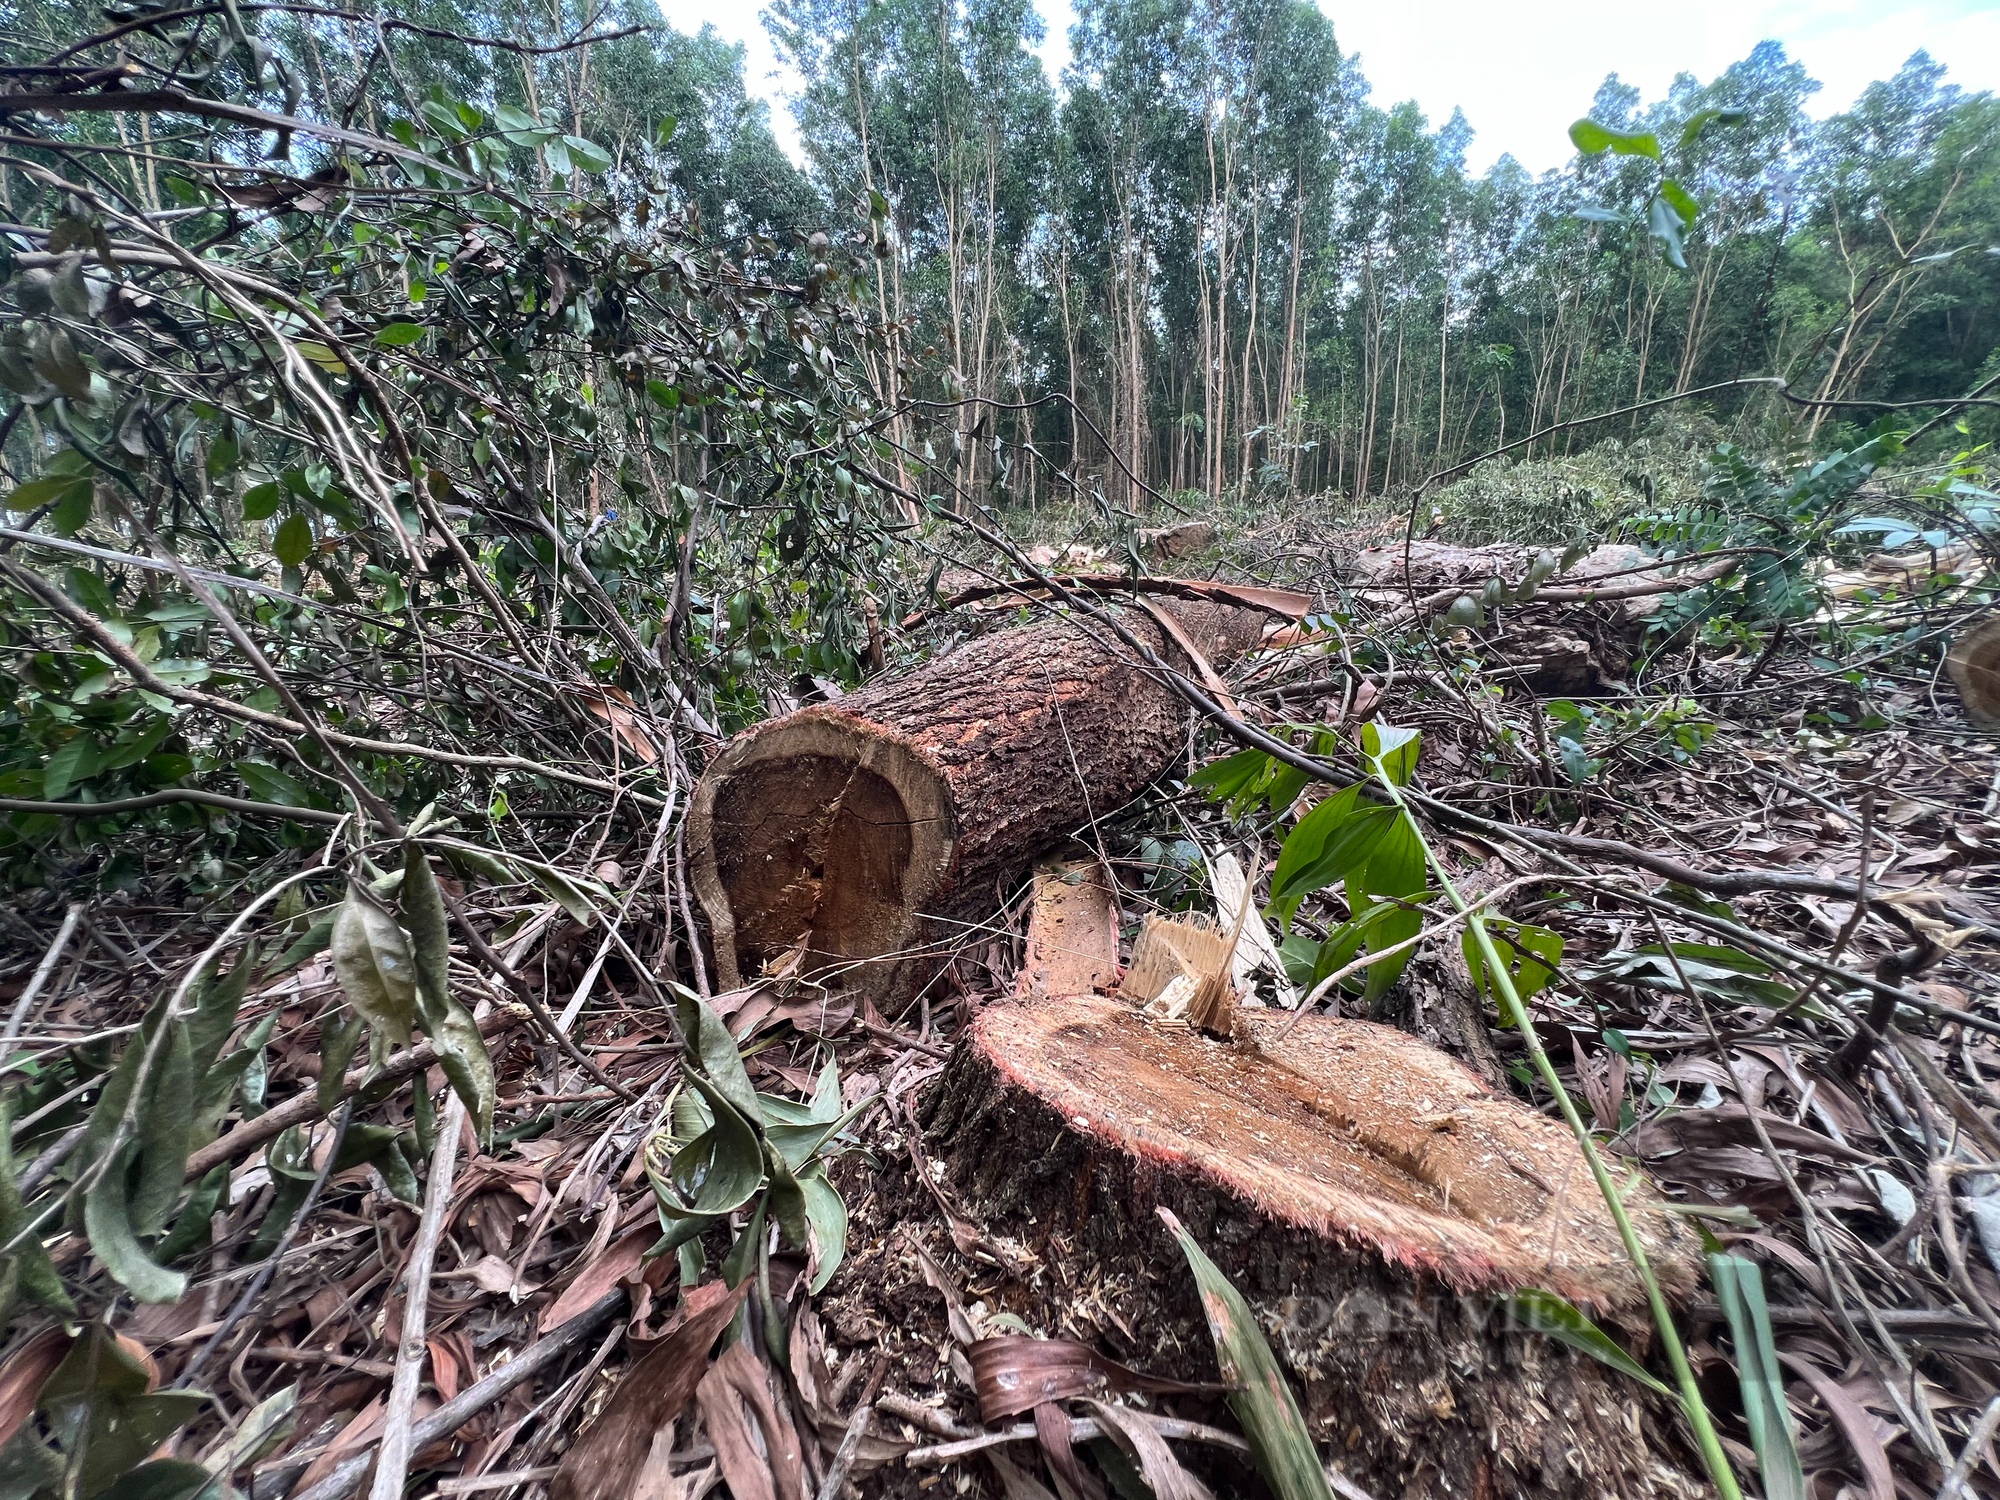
[1346,542,1741,692]
[1946,609,2000,727]
[686,600,1273,995]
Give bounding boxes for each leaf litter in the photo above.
[0,514,1996,1500]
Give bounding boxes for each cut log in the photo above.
[1946,610,2000,727]
[924,994,1706,1497]
[686,601,1271,995]
[1137,520,1216,560]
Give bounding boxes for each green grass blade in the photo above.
[1160,1207,1333,1500]
[1708,1254,1806,1500]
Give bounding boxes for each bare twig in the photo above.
[370,1086,467,1500]
[289,1289,629,1500]
[179,1099,355,1388]
[1,903,82,1058]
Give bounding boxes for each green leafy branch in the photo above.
[1570,109,1746,269]
[643,989,871,1301]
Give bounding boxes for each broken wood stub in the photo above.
[687,601,1269,994]
[923,995,1706,1497]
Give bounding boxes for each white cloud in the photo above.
[652,0,2000,174]
[1319,0,2000,173]
[652,0,806,159]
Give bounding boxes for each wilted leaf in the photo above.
[154,1164,227,1264]
[400,844,493,1144]
[330,883,417,1046]
[318,1010,364,1114]
[130,1014,194,1236]
[0,1102,73,1316]
[432,997,495,1144]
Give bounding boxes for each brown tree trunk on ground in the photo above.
[919,996,1708,1500]
[686,601,1270,996]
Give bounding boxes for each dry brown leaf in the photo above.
[462,1253,532,1296]
[1781,1353,1897,1500]
[987,1451,1062,1500]
[1576,1038,1628,1132]
[540,1224,655,1333]
[296,1396,386,1493]
[550,1278,749,1500]
[0,1329,70,1453]
[579,686,662,764]
[1081,1400,1217,1500]
[694,1339,807,1500]
[968,1337,1217,1424]
[629,1424,692,1500]
[427,1331,476,1402]
[1033,1399,1108,1500]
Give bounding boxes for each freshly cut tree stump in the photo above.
[924,994,1707,1498]
[686,601,1271,994]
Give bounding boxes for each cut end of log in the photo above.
[687,711,954,992]
[1947,611,2000,726]
[966,993,1697,1311]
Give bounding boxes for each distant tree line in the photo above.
[22,0,1994,506]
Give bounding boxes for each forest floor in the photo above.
[6,494,1999,1500]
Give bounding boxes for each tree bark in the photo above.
[686,601,1270,996]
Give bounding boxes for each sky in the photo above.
[656,0,2000,175]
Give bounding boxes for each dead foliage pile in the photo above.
[4,509,2000,1500]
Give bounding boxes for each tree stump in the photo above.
[923,993,1708,1498]
[685,601,1271,995]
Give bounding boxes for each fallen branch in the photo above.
[901,573,1311,630]
[0,791,348,824]
[904,1412,1250,1466]
[287,1289,629,1500]
[370,1087,467,1500]
[1375,552,1745,627]
[184,1006,526,1179]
